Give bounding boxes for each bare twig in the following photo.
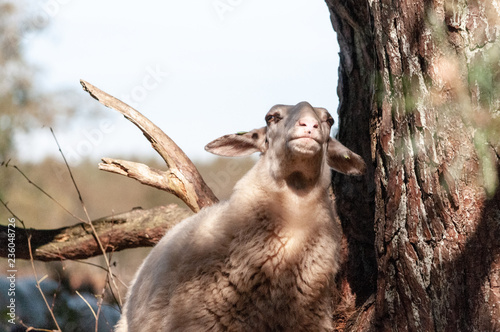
[10,164,86,223]
[50,128,90,222]
[95,279,106,332]
[51,127,124,306]
[80,79,218,212]
[28,235,62,331]
[23,325,57,332]
[76,290,98,320]
[0,197,26,229]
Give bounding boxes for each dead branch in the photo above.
[98,158,189,198]
[80,80,218,212]
[0,82,217,261]
[0,205,192,261]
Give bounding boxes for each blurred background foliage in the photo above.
[0,1,78,163]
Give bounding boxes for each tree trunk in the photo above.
[326,0,500,330]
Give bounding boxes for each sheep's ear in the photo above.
[327,137,367,176]
[205,127,267,157]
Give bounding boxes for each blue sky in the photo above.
[17,0,340,164]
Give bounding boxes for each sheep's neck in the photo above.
[285,171,321,191]
[267,153,329,193]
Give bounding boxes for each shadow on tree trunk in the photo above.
[449,164,500,331]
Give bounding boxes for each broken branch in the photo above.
[80,79,218,212]
[0,205,192,261]
[98,158,188,198]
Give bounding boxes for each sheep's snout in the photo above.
[293,114,323,140]
[297,115,320,134]
[284,112,326,156]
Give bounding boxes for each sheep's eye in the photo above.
[326,116,334,127]
[265,113,282,124]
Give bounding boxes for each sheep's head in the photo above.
[205,102,366,188]
[264,103,336,161]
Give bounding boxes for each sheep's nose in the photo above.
[298,117,319,133]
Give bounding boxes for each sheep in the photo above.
[115,101,366,332]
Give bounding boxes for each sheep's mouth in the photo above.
[289,136,322,144]
[287,137,322,155]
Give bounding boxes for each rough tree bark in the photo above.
[327,0,500,331]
